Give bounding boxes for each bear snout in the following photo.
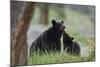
[60,26,65,31]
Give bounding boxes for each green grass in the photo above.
[28,50,95,65]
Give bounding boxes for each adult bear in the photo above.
[30,19,65,55]
[63,31,80,56]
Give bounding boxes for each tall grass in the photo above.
[28,50,94,65]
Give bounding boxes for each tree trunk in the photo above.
[37,4,49,26]
[41,4,49,25]
[11,2,35,66]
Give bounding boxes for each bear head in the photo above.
[52,19,65,32]
[47,19,65,42]
[63,31,74,46]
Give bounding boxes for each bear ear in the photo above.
[61,20,64,23]
[52,19,56,25]
[71,37,74,40]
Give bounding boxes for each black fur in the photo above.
[63,31,80,56]
[30,19,65,55]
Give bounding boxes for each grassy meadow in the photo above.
[28,33,95,65]
[28,4,95,65]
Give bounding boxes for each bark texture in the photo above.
[11,1,35,66]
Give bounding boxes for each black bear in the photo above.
[30,19,65,55]
[63,31,80,56]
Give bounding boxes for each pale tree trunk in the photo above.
[11,2,35,66]
[37,4,49,26]
[41,4,49,26]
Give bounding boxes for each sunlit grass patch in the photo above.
[28,50,94,65]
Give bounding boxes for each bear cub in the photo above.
[30,19,65,56]
[63,31,80,56]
